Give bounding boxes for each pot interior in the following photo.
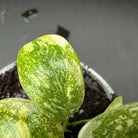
[0,62,117,137]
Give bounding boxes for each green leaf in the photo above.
[105,96,123,111]
[78,102,138,138]
[0,98,64,138]
[17,34,85,123]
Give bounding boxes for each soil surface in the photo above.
[0,64,117,138]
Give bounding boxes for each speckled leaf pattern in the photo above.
[78,102,138,138]
[105,96,123,111]
[0,98,64,138]
[17,34,84,123]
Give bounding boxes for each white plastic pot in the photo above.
[0,61,115,101]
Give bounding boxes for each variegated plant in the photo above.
[17,34,85,123]
[0,98,64,138]
[0,34,137,138]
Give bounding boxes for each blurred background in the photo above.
[0,0,138,103]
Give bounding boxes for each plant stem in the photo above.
[63,117,70,132]
[68,119,90,127]
[63,118,90,132]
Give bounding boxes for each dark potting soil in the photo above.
[0,64,116,138]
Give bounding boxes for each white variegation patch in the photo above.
[43,102,58,113]
[130,106,138,112]
[115,124,123,130]
[39,34,68,50]
[49,35,68,49]
[51,102,66,112]
[119,115,126,119]
[127,119,133,127]
[132,113,137,117]
[67,86,71,99]
[103,129,107,135]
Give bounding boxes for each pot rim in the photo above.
[80,62,114,101]
[0,61,115,100]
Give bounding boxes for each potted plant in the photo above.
[0,34,137,138]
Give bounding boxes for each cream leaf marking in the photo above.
[115,124,123,130]
[127,119,133,127]
[43,102,58,113]
[130,106,138,112]
[40,34,68,50]
[67,86,72,99]
[15,120,30,137]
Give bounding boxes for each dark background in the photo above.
[0,0,138,103]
